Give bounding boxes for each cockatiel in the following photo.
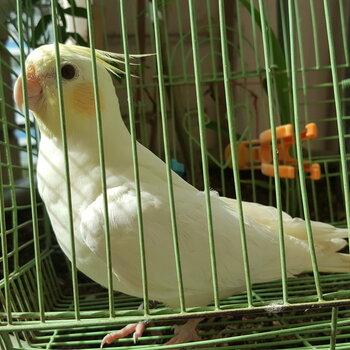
[14,44,350,347]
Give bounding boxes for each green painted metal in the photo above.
[86,0,115,318]
[258,0,288,304]
[3,304,350,348]
[0,47,12,326]
[330,306,338,350]
[235,1,257,203]
[188,0,220,310]
[0,0,350,349]
[293,1,319,222]
[16,0,45,323]
[206,0,227,197]
[152,0,186,312]
[218,0,253,307]
[119,0,149,315]
[288,0,323,301]
[323,0,350,246]
[50,0,81,321]
[309,0,320,68]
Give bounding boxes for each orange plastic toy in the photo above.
[225,123,321,180]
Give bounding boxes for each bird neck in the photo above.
[37,96,133,167]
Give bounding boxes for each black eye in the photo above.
[61,64,77,80]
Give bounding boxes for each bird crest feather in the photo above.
[58,44,153,77]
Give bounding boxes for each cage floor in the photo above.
[9,273,350,350]
[13,306,350,349]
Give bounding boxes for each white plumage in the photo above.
[14,44,350,344]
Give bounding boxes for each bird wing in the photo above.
[78,173,209,302]
[79,166,258,307]
[220,197,348,249]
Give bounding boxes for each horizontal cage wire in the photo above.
[1,0,350,349]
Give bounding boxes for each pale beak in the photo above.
[14,64,43,112]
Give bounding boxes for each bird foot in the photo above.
[164,318,203,347]
[100,322,146,348]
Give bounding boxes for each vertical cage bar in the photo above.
[175,0,187,80]
[119,0,149,315]
[309,0,320,68]
[100,2,109,51]
[50,0,80,320]
[68,1,78,44]
[257,0,289,304]
[173,0,196,187]
[0,148,11,324]
[288,0,323,300]
[0,49,12,324]
[293,1,319,221]
[235,2,257,203]
[187,111,196,187]
[324,162,335,223]
[11,282,28,316]
[279,0,290,72]
[218,0,253,307]
[152,0,186,312]
[0,334,13,350]
[23,272,36,310]
[43,206,51,253]
[0,54,19,272]
[188,0,220,309]
[48,258,64,300]
[132,9,148,146]
[16,0,45,322]
[145,6,163,157]
[206,0,226,197]
[85,0,115,317]
[330,306,338,350]
[323,0,350,245]
[250,0,262,72]
[250,0,275,205]
[41,261,54,310]
[17,277,34,313]
[160,1,177,159]
[339,0,349,66]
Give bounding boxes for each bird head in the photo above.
[14,44,129,139]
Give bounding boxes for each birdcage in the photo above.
[1,0,350,349]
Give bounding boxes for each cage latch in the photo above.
[225,123,321,180]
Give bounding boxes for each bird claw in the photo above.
[100,321,146,348]
[133,332,138,344]
[100,335,108,348]
[100,332,120,348]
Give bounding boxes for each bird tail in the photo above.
[220,197,350,273]
[317,252,350,273]
[293,219,350,273]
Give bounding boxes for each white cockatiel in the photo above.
[14,44,350,346]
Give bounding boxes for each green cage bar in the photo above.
[50,0,80,321]
[324,0,350,245]
[258,0,288,304]
[119,0,149,315]
[86,0,116,318]
[288,0,323,300]
[188,0,220,310]
[16,0,45,322]
[293,1,319,222]
[152,0,186,312]
[0,49,12,325]
[218,0,253,307]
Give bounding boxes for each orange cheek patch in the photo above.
[67,82,104,117]
[26,64,37,80]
